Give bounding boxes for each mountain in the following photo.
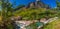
[25,0,50,9]
[9,0,57,8]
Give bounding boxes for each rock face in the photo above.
[11,16,22,21]
[15,21,34,29]
[40,18,47,23]
[26,0,50,9]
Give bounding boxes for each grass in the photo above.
[0,16,2,21]
[43,18,60,29]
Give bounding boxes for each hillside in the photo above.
[43,18,60,29]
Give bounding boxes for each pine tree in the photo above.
[56,0,60,10]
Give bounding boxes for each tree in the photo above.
[1,0,15,29]
[56,0,60,10]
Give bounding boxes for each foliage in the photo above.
[14,8,45,20]
[0,0,15,29]
[25,22,37,29]
[56,0,60,10]
[0,0,60,29]
[43,19,60,29]
[56,0,60,7]
[14,8,58,20]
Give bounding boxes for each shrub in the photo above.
[14,8,58,20]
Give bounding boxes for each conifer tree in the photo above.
[56,0,60,10]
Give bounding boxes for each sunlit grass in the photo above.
[43,19,60,29]
[0,16,2,21]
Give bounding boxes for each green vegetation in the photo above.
[0,0,60,29]
[14,8,46,20]
[0,0,15,29]
[43,19,60,29]
[43,1,60,29]
[14,8,59,20]
[25,22,43,29]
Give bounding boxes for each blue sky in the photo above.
[9,0,59,8]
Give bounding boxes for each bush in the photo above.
[14,8,58,20]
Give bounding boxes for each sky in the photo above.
[9,0,59,8]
